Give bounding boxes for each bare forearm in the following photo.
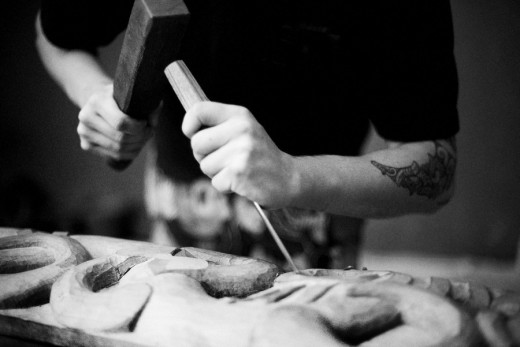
[289,139,457,218]
[35,12,112,108]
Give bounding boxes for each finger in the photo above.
[198,142,240,178]
[182,101,247,138]
[88,144,140,161]
[80,137,140,161]
[96,96,148,134]
[211,167,233,194]
[79,110,152,145]
[79,111,125,143]
[78,123,145,154]
[190,121,237,162]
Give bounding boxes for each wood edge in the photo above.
[0,313,145,347]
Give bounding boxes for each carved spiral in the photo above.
[0,232,90,308]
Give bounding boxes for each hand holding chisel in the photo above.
[165,61,300,272]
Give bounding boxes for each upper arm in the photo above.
[368,0,459,143]
[365,1,459,210]
[38,0,132,53]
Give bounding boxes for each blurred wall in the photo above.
[364,0,520,259]
[1,0,519,259]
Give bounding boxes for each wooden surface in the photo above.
[110,0,189,170]
[164,60,209,109]
[0,232,90,309]
[1,228,520,346]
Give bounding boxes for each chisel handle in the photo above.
[164,61,300,273]
[164,60,209,107]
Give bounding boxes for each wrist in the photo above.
[284,154,306,208]
[76,78,113,108]
[285,155,340,212]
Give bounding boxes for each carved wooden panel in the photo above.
[0,228,519,346]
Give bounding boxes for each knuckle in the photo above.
[110,150,123,160]
[190,133,203,153]
[114,118,125,132]
[89,92,102,106]
[91,89,107,104]
[211,175,229,193]
[79,140,91,151]
[113,131,124,143]
[76,124,85,136]
[211,176,221,191]
[239,135,255,152]
[199,160,211,176]
[230,156,248,176]
[234,118,253,134]
[235,106,251,119]
[110,141,122,152]
[189,102,205,115]
[78,109,89,122]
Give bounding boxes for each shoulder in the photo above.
[40,0,133,51]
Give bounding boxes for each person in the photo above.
[35,0,459,270]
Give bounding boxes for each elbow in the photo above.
[422,183,456,214]
[425,198,452,214]
[34,11,54,55]
[434,189,456,211]
[34,11,45,52]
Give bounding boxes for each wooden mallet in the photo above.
[109,0,190,170]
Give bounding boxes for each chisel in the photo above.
[164,60,300,273]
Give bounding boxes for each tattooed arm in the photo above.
[288,138,457,218]
[183,102,456,218]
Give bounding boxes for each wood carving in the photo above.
[50,255,152,332]
[175,247,280,297]
[0,232,90,309]
[50,261,482,346]
[49,236,279,331]
[1,229,520,346]
[475,311,516,347]
[278,268,520,347]
[276,268,414,285]
[249,280,480,346]
[72,234,280,298]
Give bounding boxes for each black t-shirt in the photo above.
[41,0,459,182]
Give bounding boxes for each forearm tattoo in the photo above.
[370,141,456,200]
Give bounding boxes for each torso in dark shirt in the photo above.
[41,0,459,181]
[40,0,460,268]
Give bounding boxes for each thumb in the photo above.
[182,101,238,138]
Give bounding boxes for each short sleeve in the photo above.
[368,0,459,142]
[40,0,133,53]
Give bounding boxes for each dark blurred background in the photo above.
[1,0,519,277]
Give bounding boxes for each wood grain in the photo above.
[1,230,517,346]
[0,232,90,309]
[71,234,280,297]
[50,255,152,332]
[164,60,209,109]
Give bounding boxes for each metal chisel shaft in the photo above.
[252,202,300,272]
